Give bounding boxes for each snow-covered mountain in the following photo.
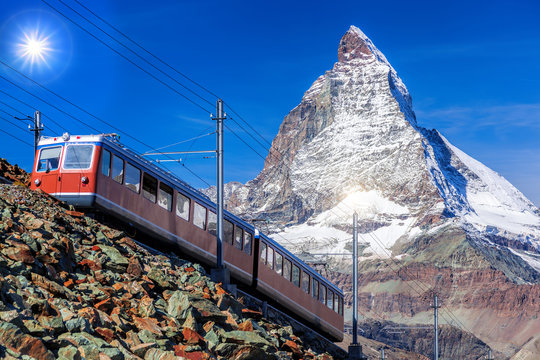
[224,25,539,271]
[217,25,540,358]
[216,25,540,358]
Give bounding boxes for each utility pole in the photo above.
[433,293,439,360]
[210,99,233,290]
[30,110,43,154]
[487,349,493,360]
[352,212,358,345]
[348,212,366,360]
[380,347,385,360]
[216,99,225,270]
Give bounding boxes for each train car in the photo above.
[30,133,344,341]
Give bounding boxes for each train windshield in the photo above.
[63,145,94,169]
[37,146,62,172]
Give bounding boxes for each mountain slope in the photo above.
[221,26,540,358]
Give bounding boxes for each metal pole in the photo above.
[434,293,439,360]
[487,349,493,359]
[32,110,43,155]
[352,212,358,345]
[216,99,225,269]
[380,348,385,360]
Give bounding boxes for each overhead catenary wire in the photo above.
[55,0,217,110]
[71,0,220,100]
[0,60,211,185]
[40,0,213,114]
[57,0,285,159]
[41,0,281,179]
[0,99,31,118]
[41,0,294,174]
[0,99,60,136]
[0,89,68,133]
[223,122,268,161]
[0,116,34,147]
[145,131,216,153]
[0,69,211,188]
[0,109,32,133]
[70,0,288,162]
[0,71,102,133]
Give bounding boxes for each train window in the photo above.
[101,149,111,176]
[243,232,252,255]
[142,173,157,202]
[234,227,243,250]
[176,193,190,221]
[267,248,274,269]
[63,145,94,169]
[158,183,173,211]
[312,279,319,299]
[125,163,141,193]
[260,243,267,264]
[302,271,310,294]
[339,297,343,315]
[292,265,300,287]
[207,211,217,235]
[275,252,283,275]
[112,155,124,183]
[37,146,62,172]
[320,285,326,304]
[283,259,291,281]
[334,293,339,312]
[327,291,334,309]
[224,220,234,244]
[193,203,207,229]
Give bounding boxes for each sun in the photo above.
[18,30,52,67]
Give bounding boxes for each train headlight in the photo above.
[81,176,89,184]
[62,132,70,141]
[34,179,41,186]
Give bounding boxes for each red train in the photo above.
[30,133,344,341]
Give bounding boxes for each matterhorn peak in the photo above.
[225,25,539,254]
[338,26,390,65]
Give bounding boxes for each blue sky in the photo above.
[0,0,539,206]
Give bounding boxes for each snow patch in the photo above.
[508,248,540,273]
[274,191,418,258]
[311,190,409,227]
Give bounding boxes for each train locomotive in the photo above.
[30,133,344,341]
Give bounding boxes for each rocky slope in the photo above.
[0,159,432,360]
[0,183,348,360]
[0,158,29,185]
[217,26,540,359]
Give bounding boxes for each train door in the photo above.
[35,146,63,194]
[59,144,94,199]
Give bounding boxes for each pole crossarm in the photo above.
[143,150,215,156]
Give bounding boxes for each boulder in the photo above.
[0,321,55,360]
[97,245,129,272]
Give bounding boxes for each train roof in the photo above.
[37,133,344,296]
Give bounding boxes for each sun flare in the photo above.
[18,30,52,66]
